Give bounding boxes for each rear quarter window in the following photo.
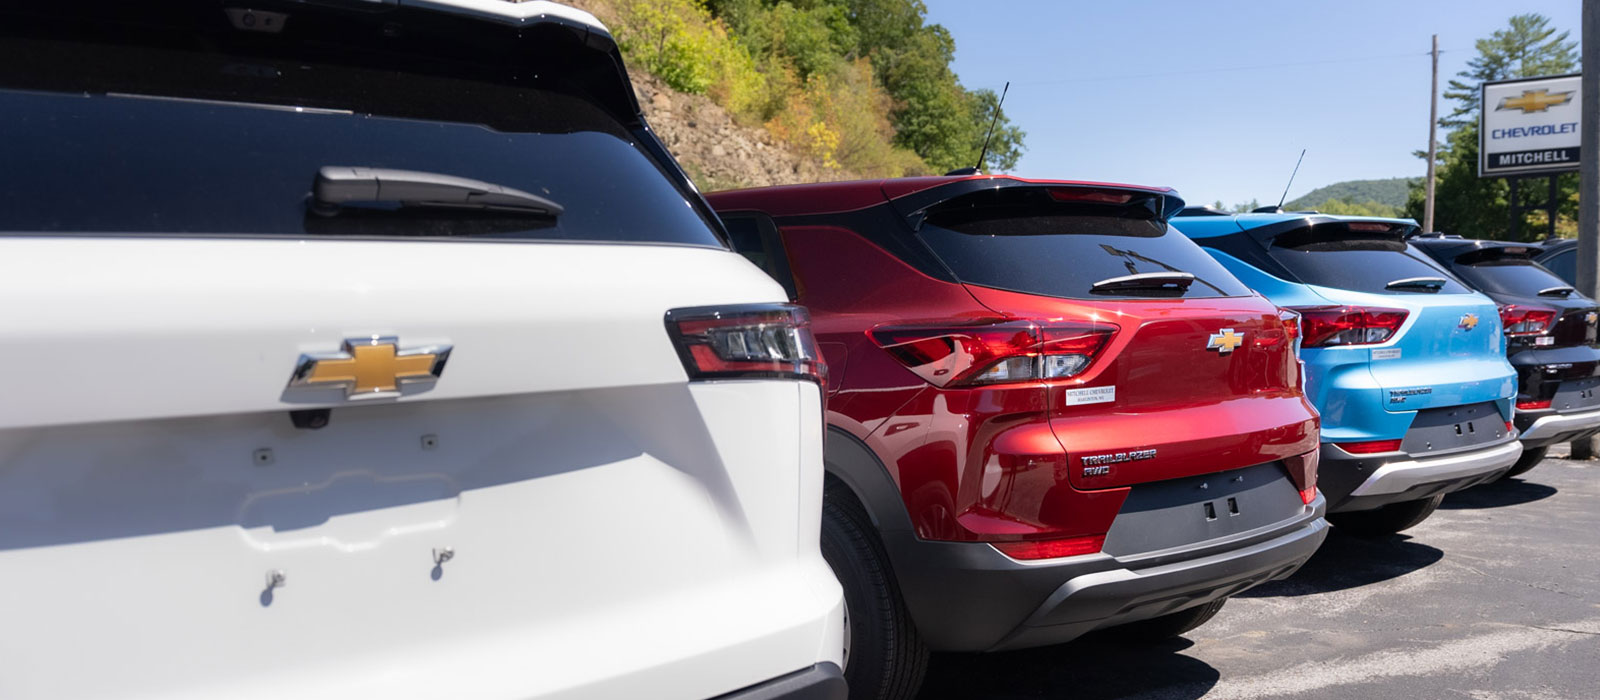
[915,188,1254,300]
[1266,234,1471,295]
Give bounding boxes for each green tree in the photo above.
[1408,13,1579,240]
[1442,13,1577,127]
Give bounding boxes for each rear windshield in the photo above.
[1452,259,1573,297]
[916,188,1253,300]
[1266,230,1470,295]
[0,26,722,246]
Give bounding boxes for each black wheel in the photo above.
[1106,598,1228,642]
[1501,445,1548,479]
[1328,494,1443,537]
[820,488,928,700]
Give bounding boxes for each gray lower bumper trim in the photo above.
[1519,407,1600,442]
[1347,440,1523,497]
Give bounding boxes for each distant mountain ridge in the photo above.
[1286,177,1416,212]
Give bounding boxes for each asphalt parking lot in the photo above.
[917,455,1600,700]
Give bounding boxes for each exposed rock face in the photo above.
[628,72,857,191]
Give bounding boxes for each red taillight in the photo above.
[992,534,1106,560]
[1278,308,1301,343]
[1047,187,1133,205]
[1339,439,1403,454]
[870,320,1116,388]
[1517,399,1553,410]
[665,304,823,383]
[1498,304,1557,336]
[1506,421,1516,434]
[1290,306,1409,347]
[1299,487,1318,505]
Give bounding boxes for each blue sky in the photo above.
[924,0,1584,208]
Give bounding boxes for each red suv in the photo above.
[708,176,1329,700]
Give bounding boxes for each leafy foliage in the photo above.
[610,0,1024,178]
[1407,13,1579,240]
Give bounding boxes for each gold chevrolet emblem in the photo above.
[288,336,451,398]
[1206,328,1244,355]
[1587,312,1598,325]
[1497,89,1574,114]
[1459,313,1480,331]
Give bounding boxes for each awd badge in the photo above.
[288,336,452,398]
[1206,328,1244,355]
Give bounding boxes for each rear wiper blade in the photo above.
[1384,276,1447,292]
[312,167,564,217]
[1538,285,1577,298]
[1090,271,1195,293]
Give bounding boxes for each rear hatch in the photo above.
[0,6,828,698]
[1263,222,1514,414]
[908,184,1318,491]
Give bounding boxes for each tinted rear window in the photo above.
[0,24,721,246]
[1266,231,1470,295]
[1544,249,1577,284]
[1453,259,1572,296]
[916,188,1253,300]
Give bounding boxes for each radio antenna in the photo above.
[1277,149,1307,210]
[974,81,1010,174]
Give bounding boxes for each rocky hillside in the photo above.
[562,0,857,191]
[628,71,856,191]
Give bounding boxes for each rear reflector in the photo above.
[1506,421,1515,434]
[665,303,823,383]
[1517,399,1553,410]
[1290,306,1409,347]
[871,320,1115,388]
[1498,304,1557,336]
[1338,439,1403,454]
[1299,487,1318,505]
[992,534,1106,560]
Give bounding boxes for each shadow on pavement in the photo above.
[917,635,1217,700]
[1236,530,1443,598]
[1439,477,1557,510]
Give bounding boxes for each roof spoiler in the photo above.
[1241,216,1420,246]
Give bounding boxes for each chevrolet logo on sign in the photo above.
[288,336,452,398]
[1206,328,1244,355]
[1497,89,1575,114]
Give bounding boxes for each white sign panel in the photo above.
[1480,74,1582,177]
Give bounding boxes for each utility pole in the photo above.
[1574,0,1600,460]
[1425,34,1439,232]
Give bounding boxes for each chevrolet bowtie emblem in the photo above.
[1587,312,1598,325]
[1497,88,1574,114]
[288,336,451,398]
[1459,313,1480,331]
[1207,328,1244,355]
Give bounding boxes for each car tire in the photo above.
[1501,445,1548,479]
[1328,494,1443,537]
[820,488,928,700]
[1106,598,1228,642]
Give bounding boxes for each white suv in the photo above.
[0,2,843,698]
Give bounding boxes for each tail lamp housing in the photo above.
[1289,306,1409,348]
[870,320,1116,388]
[665,303,823,383]
[1498,304,1557,337]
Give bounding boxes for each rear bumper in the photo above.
[883,493,1327,653]
[1516,406,1600,447]
[1318,438,1521,512]
[711,664,846,700]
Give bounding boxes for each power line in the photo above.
[1013,49,1453,86]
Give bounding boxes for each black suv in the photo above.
[1413,236,1600,475]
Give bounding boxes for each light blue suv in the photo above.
[1175,211,1520,535]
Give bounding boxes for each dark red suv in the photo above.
[708,176,1329,700]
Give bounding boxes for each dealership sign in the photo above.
[1480,74,1582,177]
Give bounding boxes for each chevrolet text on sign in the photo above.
[1480,73,1582,177]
